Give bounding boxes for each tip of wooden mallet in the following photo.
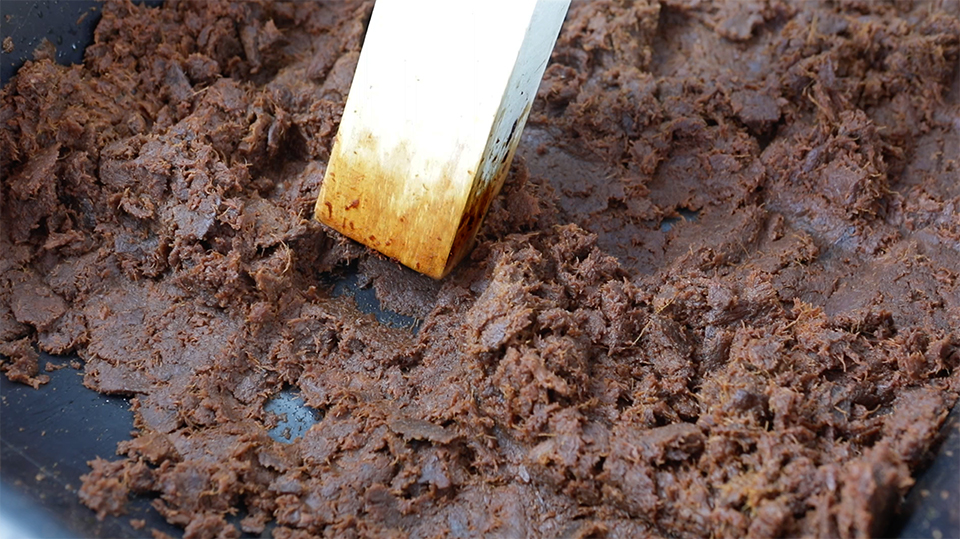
[315,0,570,279]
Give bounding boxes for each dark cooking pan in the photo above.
[1,2,958,538]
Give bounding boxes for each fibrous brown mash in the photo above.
[2,1,959,537]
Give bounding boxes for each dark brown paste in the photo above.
[2,1,959,537]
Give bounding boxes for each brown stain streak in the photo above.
[443,100,534,276]
[316,95,535,279]
[316,128,468,278]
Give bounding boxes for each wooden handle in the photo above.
[315,0,570,278]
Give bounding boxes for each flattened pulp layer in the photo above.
[1,1,958,537]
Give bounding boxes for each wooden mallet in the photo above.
[315,0,570,279]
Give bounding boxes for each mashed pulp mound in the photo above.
[1,1,959,537]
